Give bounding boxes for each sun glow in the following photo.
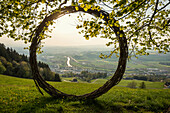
[0,13,111,47]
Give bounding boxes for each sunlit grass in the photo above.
[0,74,169,113]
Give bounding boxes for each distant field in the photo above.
[90,78,165,89]
[37,48,170,74]
[0,74,170,113]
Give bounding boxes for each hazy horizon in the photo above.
[0,13,111,48]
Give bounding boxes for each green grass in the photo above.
[0,74,170,113]
[61,77,87,83]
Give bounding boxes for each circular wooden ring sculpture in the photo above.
[29,6,128,100]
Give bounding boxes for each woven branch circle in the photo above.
[29,6,128,100]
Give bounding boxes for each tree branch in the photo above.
[148,0,159,26]
[149,30,159,47]
[59,0,68,9]
[158,1,170,12]
[117,0,148,21]
[127,23,149,40]
[101,2,114,10]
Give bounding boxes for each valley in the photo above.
[35,46,170,76]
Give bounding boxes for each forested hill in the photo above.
[0,43,61,82]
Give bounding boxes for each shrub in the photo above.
[139,82,146,89]
[127,81,137,88]
[0,62,6,74]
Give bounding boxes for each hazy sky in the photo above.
[0,13,111,48]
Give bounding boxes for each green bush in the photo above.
[139,82,146,89]
[127,81,137,88]
[0,62,6,74]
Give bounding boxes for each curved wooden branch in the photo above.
[29,6,128,100]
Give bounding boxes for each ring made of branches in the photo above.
[29,6,128,100]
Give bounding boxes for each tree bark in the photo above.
[29,6,128,100]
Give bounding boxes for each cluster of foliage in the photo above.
[0,43,61,82]
[62,71,107,82]
[139,82,146,89]
[127,81,137,88]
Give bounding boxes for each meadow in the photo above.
[0,74,170,113]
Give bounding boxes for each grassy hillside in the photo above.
[0,74,170,113]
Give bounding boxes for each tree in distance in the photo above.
[0,62,6,74]
[127,81,137,89]
[139,82,146,89]
[0,0,169,100]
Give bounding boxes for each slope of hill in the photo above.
[0,43,61,81]
[0,74,169,113]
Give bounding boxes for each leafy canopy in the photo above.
[0,0,170,57]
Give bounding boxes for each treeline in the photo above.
[0,43,61,82]
[159,62,170,66]
[130,75,168,82]
[62,71,107,82]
